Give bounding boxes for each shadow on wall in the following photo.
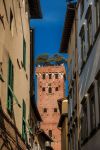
[0,100,26,150]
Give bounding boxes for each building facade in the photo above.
[36,65,66,150]
[60,0,100,149]
[60,0,79,150]
[0,0,42,149]
[77,0,100,149]
[58,98,69,150]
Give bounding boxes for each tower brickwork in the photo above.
[36,65,66,150]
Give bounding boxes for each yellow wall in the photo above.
[0,0,30,138]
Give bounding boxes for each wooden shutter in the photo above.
[22,99,27,141]
[7,58,13,113]
[23,37,26,70]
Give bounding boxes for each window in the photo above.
[95,0,100,31]
[22,100,27,141]
[23,37,26,70]
[7,58,13,113]
[10,8,14,36]
[87,9,92,49]
[80,0,84,18]
[42,74,45,79]
[81,99,88,143]
[48,87,52,93]
[80,27,86,64]
[55,87,58,91]
[42,87,45,92]
[54,108,57,112]
[48,130,52,137]
[49,74,52,79]
[43,108,47,113]
[89,85,96,131]
[55,74,58,79]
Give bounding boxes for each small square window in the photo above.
[42,87,45,91]
[55,87,58,91]
[54,108,57,112]
[55,74,58,79]
[42,74,45,79]
[43,108,47,113]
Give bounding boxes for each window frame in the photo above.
[80,26,86,65]
[86,8,92,50]
[81,98,88,143]
[88,85,96,131]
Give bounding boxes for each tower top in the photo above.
[36,64,66,76]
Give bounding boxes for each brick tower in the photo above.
[36,65,66,150]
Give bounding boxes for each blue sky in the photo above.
[30,0,69,96]
[30,0,67,59]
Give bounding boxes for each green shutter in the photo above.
[22,99,27,141]
[23,37,26,70]
[7,58,13,113]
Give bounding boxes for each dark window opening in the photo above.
[89,85,96,131]
[55,74,58,79]
[42,74,45,79]
[42,87,45,92]
[48,87,52,93]
[48,130,52,137]
[43,108,47,113]
[49,74,52,79]
[55,87,58,91]
[54,108,57,112]
[81,99,88,143]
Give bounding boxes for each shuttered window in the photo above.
[23,37,26,70]
[7,58,13,113]
[22,100,27,141]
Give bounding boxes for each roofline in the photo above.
[60,2,77,53]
